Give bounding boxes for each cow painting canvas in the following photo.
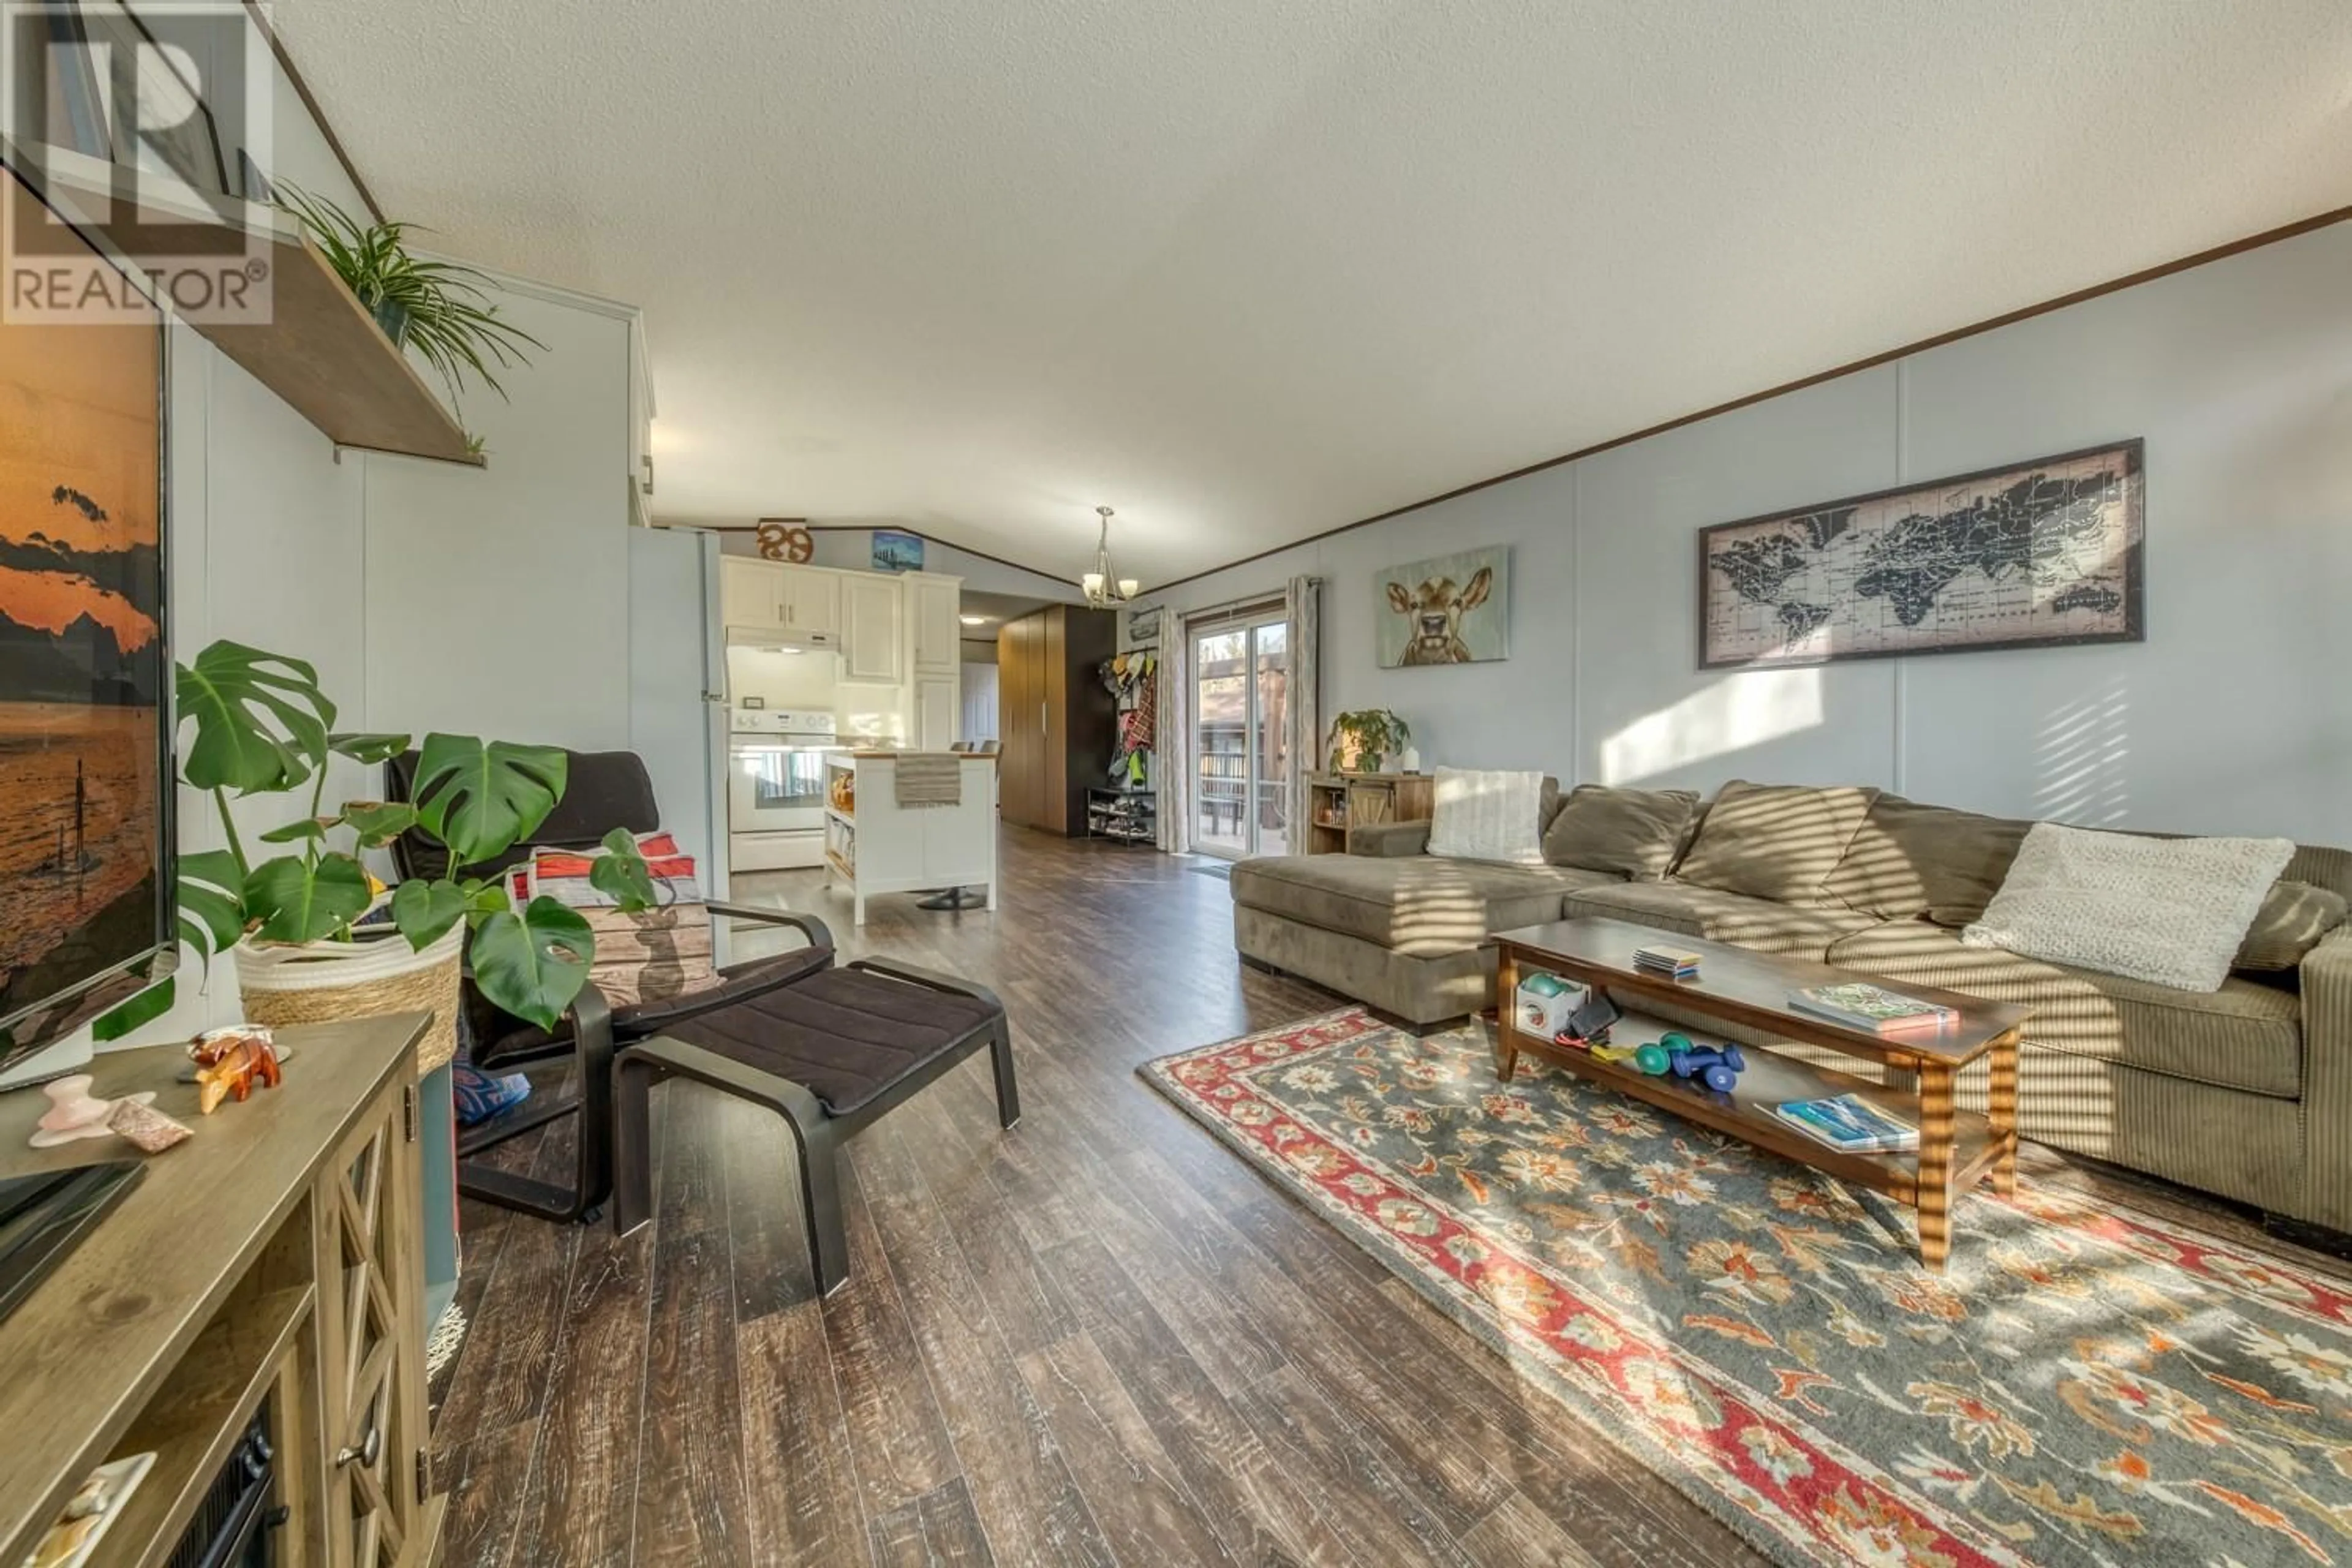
[1374,546,1510,668]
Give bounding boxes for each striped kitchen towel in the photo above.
[894,752,963,807]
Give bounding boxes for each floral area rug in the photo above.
[1141,1008,2352,1567]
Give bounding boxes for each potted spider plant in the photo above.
[276,184,546,410]
[174,641,654,1069]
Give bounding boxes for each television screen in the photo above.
[0,165,172,1067]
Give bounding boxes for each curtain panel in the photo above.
[1285,575,1322,851]
[1155,629,1190,853]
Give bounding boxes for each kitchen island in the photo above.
[824,750,999,924]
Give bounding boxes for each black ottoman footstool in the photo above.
[611,956,1018,1295]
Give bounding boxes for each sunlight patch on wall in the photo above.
[2034,674,2130,826]
[1599,668,1824,785]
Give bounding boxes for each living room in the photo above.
[1,6,2350,1568]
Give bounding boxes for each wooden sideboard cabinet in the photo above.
[0,1012,444,1567]
[1305,772,1436,854]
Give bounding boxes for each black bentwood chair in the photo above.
[388,748,1020,1296]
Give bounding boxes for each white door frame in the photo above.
[1189,608,1288,859]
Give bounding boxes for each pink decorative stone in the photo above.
[29,1076,160,1150]
[105,1097,190,1153]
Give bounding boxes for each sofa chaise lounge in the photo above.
[1231,779,2352,1234]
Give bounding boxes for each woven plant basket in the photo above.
[233,923,466,1073]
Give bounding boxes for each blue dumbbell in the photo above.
[1667,1042,1746,1094]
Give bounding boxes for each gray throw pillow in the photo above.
[1672,780,1879,904]
[2236,879,2348,971]
[1541,785,1700,880]
[1822,795,2034,927]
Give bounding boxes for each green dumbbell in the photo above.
[1632,1042,1672,1075]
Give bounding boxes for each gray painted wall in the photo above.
[1133,219,2352,845]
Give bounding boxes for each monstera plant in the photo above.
[175,639,651,1030]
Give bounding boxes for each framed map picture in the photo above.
[1697,440,2143,670]
[1374,545,1510,668]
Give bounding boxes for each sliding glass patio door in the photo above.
[1191,611,1290,859]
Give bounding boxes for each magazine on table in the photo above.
[1772,1092,1920,1153]
[1787,981,1954,1033]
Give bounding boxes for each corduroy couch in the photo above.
[1231,779,2352,1232]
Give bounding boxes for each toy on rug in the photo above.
[1514,973,1580,1040]
[189,1026,283,1115]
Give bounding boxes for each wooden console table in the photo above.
[0,1012,446,1566]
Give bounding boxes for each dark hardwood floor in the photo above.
[430,827,2349,1568]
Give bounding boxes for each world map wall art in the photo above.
[1697,439,2144,669]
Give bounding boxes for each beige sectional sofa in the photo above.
[1231,780,2352,1232]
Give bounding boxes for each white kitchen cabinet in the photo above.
[840,573,904,684]
[908,573,962,678]
[778,565,840,636]
[721,557,782,626]
[914,675,959,750]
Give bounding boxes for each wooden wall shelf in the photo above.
[32,156,482,467]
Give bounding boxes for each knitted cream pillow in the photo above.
[1425,767,1547,866]
[1962,823,2294,992]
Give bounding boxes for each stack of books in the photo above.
[1773,1093,1920,1153]
[1787,981,1956,1033]
[1632,943,1702,980]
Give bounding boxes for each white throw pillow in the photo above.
[1425,767,1547,866]
[1962,823,2294,992]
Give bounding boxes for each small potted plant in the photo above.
[276,184,546,413]
[174,641,653,1069]
[1326,709,1412,774]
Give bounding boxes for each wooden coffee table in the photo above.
[1493,917,2032,1272]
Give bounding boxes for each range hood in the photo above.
[726,624,840,652]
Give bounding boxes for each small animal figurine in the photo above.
[189,1027,283,1115]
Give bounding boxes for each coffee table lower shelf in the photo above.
[1494,920,2029,1273]
[1498,1017,2007,1209]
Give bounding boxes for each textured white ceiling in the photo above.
[271,1,2352,589]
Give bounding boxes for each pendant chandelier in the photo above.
[1080,505,1140,608]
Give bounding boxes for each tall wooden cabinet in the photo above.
[998,605,1118,835]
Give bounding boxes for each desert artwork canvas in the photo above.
[0,184,164,1022]
[1374,545,1510,668]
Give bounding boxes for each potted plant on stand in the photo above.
[1326,709,1414,774]
[174,641,652,1072]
